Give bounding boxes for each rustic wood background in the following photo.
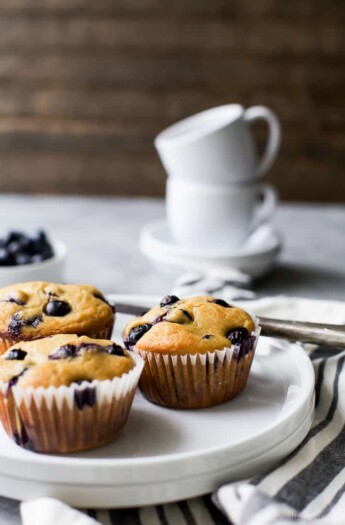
[0,0,344,201]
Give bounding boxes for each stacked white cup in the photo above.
[154,104,281,251]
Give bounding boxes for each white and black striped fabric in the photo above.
[4,274,345,525]
[215,344,345,525]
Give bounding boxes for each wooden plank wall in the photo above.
[0,0,344,201]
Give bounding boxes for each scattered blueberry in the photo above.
[202,334,214,340]
[49,344,78,360]
[13,428,33,450]
[0,229,54,267]
[180,309,193,321]
[227,327,249,346]
[124,323,152,349]
[8,313,24,336]
[211,299,232,308]
[44,300,71,317]
[5,349,27,360]
[106,343,126,356]
[227,327,256,359]
[49,341,126,359]
[30,316,42,328]
[7,368,27,390]
[152,312,168,325]
[74,386,96,410]
[8,313,42,337]
[160,295,179,307]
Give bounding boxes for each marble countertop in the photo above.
[0,195,344,300]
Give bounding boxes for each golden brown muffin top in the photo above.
[0,334,134,388]
[0,282,114,341]
[123,295,256,355]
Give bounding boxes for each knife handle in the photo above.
[259,317,345,347]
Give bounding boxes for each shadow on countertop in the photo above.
[255,263,345,301]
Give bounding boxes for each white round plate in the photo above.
[0,296,314,508]
[140,220,282,279]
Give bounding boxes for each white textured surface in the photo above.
[0,196,344,299]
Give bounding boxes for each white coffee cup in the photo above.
[166,179,277,250]
[155,104,281,185]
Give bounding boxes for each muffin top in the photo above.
[0,282,114,340]
[123,295,256,355]
[0,334,134,389]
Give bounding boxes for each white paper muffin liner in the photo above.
[135,318,260,409]
[0,352,143,454]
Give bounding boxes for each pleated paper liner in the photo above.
[0,352,143,454]
[135,323,261,409]
[0,319,115,357]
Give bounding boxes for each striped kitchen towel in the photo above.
[14,279,345,525]
[215,343,345,525]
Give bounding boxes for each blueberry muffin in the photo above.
[0,334,143,453]
[123,295,260,409]
[0,282,115,355]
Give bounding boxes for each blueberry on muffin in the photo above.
[0,334,143,453]
[0,282,115,355]
[123,295,260,409]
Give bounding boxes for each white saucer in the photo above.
[140,219,282,279]
[0,295,314,508]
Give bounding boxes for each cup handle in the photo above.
[244,106,281,177]
[250,184,278,232]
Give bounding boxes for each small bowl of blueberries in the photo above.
[0,230,66,287]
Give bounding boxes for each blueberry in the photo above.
[13,428,33,450]
[211,299,232,308]
[227,327,249,345]
[5,232,26,246]
[15,254,32,265]
[106,343,126,356]
[7,241,23,256]
[32,229,48,245]
[202,334,214,340]
[31,253,45,263]
[49,344,77,360]
[152,312,167,325]
[44,300,71,317]
[74,386,96,410]
[0,248,15,266]
[7,368,27,390]
[124,323,152,349]
[8,313,25,337]
[0,230,54,267]
[180,309,193,321]
[5,349,27,360]
[8,314,42,337]
[160,295,179,307]
[29,316,42,328]
[40,246,54,261]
